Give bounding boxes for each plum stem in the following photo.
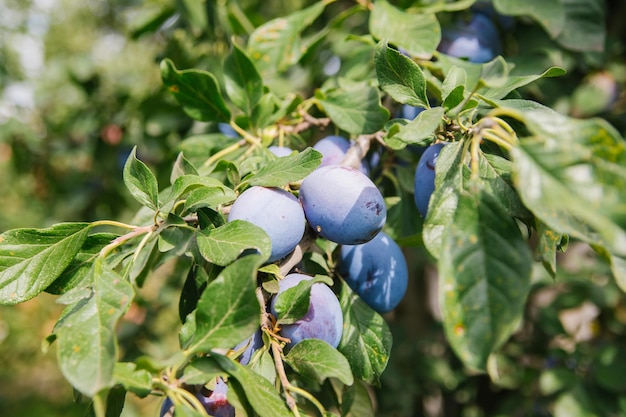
[278,227,317,276]
[271,341,300,414]
[341,131,383,169]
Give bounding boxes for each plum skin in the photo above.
[313,135,369,174]
[414,143,446,218]
[438,13,502,63]
[233,329,263,365]
[228,186,305,262]
[270,273,343,349]
[268,145,293,157]
[299,165,386,245]
[159,379,235,417]
[338,231,408,314]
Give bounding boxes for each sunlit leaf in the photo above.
[54,258,134,396]
[439,187,532,370]
[183,255,263,354]
[0,223,91,305]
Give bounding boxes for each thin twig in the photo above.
[271,341,299,414]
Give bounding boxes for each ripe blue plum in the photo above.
[299,165,386,245]
[414,142,446,217]
[218,122,238,138]
[268,145,293,157]
[338,231,408,313]
[233,329,263,365]
[312,135,369,174]
[228,186,305,262]
[471,1,515,31]
[160,397,174,417]
[159,379,234,417]
[399,104,424,120]
[270,273,343,348]
[438,13,502,63]
[200,379,235,417]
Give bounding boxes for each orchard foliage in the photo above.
[0,0,625,416]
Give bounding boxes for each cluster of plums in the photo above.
[173,113,449,417]
[228,134,410,349]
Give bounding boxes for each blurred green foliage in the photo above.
[1,0,625,416]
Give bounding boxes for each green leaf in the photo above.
[593,246,626,293]
[46,233,119,295]
[555,0,606,52]
[478,152,532,221]
[123,147,160,211]
[224,43,264,114]
[196,220,272,266]
[248,1,327,75]
[284,339,354,385]
[438,187,533,371]
[423,141,468,259]
[273,275,333,325]
[163,174,236,209]
[0,223,91,305]
[170,152,199,184]
[478,57,510,89]
[181,357,224,385]
[212,354,292,417]
[113,362,153,397]
[317,84,390,135]
[239,147,322,189]
[54,258,134,396]
[394,107,445,145]
[493,0,565,38]
[341,380,375,417]
[160,58,231,122]
[369,0,440,58]
[338,282,392,385]
[479,66,566,100]
[433,55,565,101]
[374,41,428,108]
[179,0,208,30]
[441,66,467,111]
[504,100,626,256]
[536,220,567,278]
[183,255,263,354]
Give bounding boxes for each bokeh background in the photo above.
[1,0,625,416]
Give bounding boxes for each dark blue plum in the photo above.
[199,378,235,417]
[414,143,446,218]
[218,122,238,138]
[270,273,343,348]
[339,231,408,314]
[159,380,234,417]
[438,13,502,63]
[472,1,515,31]
[312,135,369,175]
[228,186,305,262]
[299,165,386,245]
[268,145,293,157]
[399,104,425,120]
[160,397,174,417]
[233,329,264,365]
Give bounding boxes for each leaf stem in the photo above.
[203,139,246,168]
[92,392,107,417]
[482,131,514,151]
[99,224,157,258]
[91,219,137,230]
